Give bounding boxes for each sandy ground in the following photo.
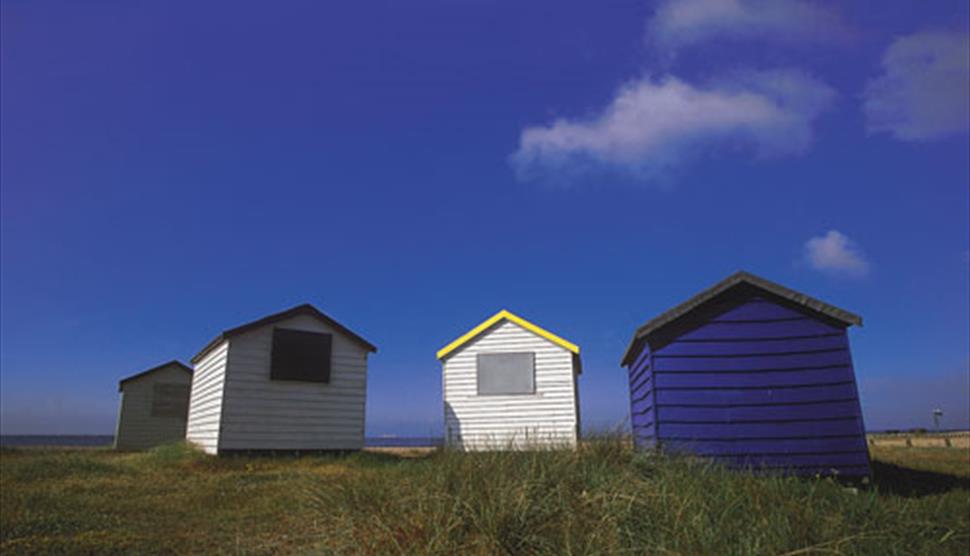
[364,446,438,457]
[868,431,969,449]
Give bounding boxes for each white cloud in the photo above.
[803,230,869,277]
[864,31,970,141]
[511,69,835,181]
[648,0,846,52]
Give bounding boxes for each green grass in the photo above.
[1,441,967,555]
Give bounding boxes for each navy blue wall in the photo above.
[626,295,870,477]
[628,342,655,449]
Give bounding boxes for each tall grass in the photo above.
[1,440,967,555]
[304,439,969,555]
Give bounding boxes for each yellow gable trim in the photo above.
[436,309,580,360]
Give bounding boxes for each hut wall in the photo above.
[443,320,579,450]
[641,295,870,476]
[217,314,369,451]
[115,364,191,450]
[627,341,656,449]
[186,340,229,454]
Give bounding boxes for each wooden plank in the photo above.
[630,385,652,406]
[630,372,652,399]
[655,382,859,405]
[629,361,651,389]
[655,367,855,389]
[631,414,655,432]
[677,318,840,341]
[655,334,847,356]
[659,418,864,439]
[653,349,851,372]
[658,399,861,422]
[629,345,651,373]
[631,402,654,419]
[663,436,868,455]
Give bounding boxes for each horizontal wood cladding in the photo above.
[627,294,869,477]
[664,435,868,455]
[658,399,861,422]
[677,318,839,342]
[658,418,864,439]
[654,349,851,370]
[443,320,579,450]
[655,382,860,405]
[115,364,191,450]
[654,367,856,389]
[218,314,369,452]
[658,334,847,356]
[627,344,655,450]
[185,341,229,454]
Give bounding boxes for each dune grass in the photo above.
[1,440,967,555]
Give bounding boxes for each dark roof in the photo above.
[118,360,192,391]
[620,271,863,366]
[190,304,377,364]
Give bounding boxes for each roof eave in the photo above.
[118,360,192,391]
[437,309,580,361]
[190,304,377,365]
[620,271,863,366]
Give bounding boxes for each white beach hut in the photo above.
[185,304,377,455]
[437,309,581,450]
[114,361,192,450]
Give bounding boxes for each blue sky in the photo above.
[2,0,968,435]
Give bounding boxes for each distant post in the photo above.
[932,408,943,432]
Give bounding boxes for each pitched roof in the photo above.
[436,309,580,360]
[118,360,192,392]
[620,271,863,366]
[191,304,377,364]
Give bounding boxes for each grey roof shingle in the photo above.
[191,304,377,364]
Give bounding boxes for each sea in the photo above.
[0,435,443,448]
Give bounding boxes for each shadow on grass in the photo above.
[871,460,970,497]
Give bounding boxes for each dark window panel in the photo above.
[271,328,332,383]
[151,383,190,418]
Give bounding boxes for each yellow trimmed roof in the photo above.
[436,309,580,360]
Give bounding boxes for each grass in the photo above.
[0,441,967,555]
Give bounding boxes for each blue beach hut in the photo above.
[620,271,870,477]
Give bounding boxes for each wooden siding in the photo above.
[628,343,655,449]
[186,341,229,454]
[115,364,191,450]
[628,296,870,476]
[442,320,579,450]
[217,314,369,451]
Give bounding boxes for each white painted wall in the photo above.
[218,314,369,451]
[186,341,229,454]
[442,320,580,450]
[114,364,191,450]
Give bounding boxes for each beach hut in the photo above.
[114,361,192,450]
[620,271,870,477]
[437,310,582,450]
[186,304,376,455]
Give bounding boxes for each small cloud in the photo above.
[803,230,870,277]
[863,30,970,141]
[648,0,847,52]
[511,70,835,182]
